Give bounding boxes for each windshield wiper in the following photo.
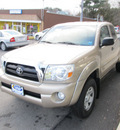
[40,41,78,45]
[58,42,77,45]
[40,41,53,44]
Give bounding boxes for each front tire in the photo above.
[35,35,40,41]
[1,43,7,51]
[116,62,120,72]
[73,78,97,118]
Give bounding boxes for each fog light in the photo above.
[57,92,65,100]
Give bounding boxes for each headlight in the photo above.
[1,56,6,70]
[45,64,74,81]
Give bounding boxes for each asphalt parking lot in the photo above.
[0,39,120,130]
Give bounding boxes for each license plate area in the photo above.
[18,37,25,42]
[11,84,24,96]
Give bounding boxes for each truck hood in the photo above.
[4,43,94,65]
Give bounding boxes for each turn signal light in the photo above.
[68,72,73,78]
[10,37,15,42]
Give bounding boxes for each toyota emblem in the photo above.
[16,66,23,75]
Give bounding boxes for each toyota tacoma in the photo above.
[0,22,120,118]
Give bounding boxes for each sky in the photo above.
[0,0,81,14]
[109,0,120,8]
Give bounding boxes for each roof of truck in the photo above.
[54,21,113,27]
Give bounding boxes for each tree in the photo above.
[98,1,113,22]
[83,0,105,18]
[45,7,62,13]
[110,8,120,25]
[83,0,120,25]
[83,0,113,21]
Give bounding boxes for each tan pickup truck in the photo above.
[0,22,120,118]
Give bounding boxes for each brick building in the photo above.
[0,9,96,35]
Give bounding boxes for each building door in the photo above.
[12,22,22,33]
[13,25,21,32]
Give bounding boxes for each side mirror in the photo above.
[101,37,114,47]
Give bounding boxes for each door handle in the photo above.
[111,47,114,51]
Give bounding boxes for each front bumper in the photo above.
[0,69,76,108]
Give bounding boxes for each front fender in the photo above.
[70,61,99,105]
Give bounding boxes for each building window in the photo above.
[27,24,38,36]
[0,22,12,30]
[33,25,38,33]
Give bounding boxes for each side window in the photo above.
[100,26,110,44]
[109,25,117,40]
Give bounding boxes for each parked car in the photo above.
[114,27,120,34]
[0,30,29,51]
[0,22,120,118]
[34,28,49,40]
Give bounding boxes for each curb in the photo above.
[117,123,120,130]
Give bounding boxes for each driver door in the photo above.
[100,25,115,77]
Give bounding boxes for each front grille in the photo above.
[1,82,41,99]
[5,62,39,82]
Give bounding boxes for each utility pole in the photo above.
[80,0,84,21]
[41,0,44,31]
[42,0,44,20]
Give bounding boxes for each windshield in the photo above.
[40,25,96,46]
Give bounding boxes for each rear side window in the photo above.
[100,26,110,44]
[109,25,117,40]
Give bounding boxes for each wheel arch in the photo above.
[0,41,7,51]
[70,61,100,106]
[0,40,6,45]
[87,69,100,99]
